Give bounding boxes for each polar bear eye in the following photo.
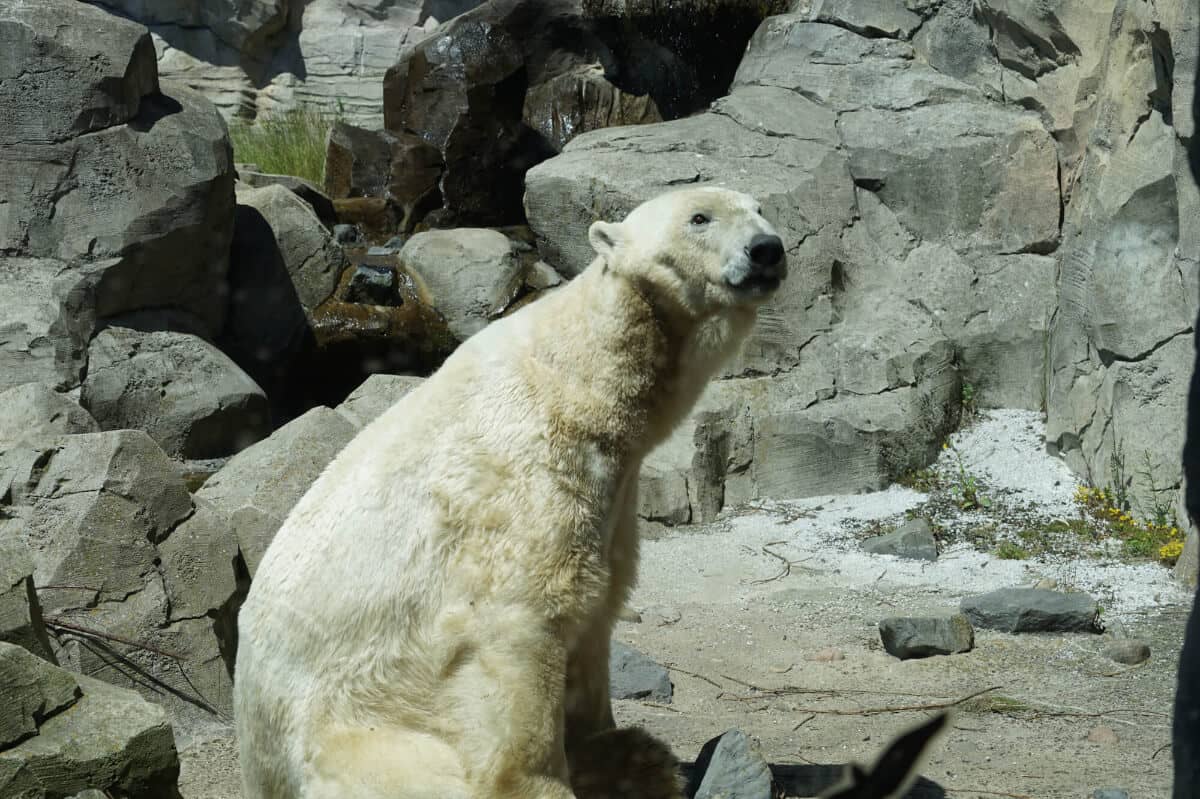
[690,213,710,226]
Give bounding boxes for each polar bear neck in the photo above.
[527,262,753,458]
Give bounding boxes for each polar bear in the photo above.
[233,186,788,799]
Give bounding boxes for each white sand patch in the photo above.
[635,410,1190,622]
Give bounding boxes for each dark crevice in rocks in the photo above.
[214,549,251,681]
[1097,327,1192,367]
[1147,24,1174,126]
[851,175,884,192]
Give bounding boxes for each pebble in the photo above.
[692,729,773,799]
[806,647,845,662]
[1086,725,1119,745]
[1102,639,1150,665]
[1092,790,1130,799]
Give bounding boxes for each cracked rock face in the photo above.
[0,430,242,719]
[1046,0,1196,527]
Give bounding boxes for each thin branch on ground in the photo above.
[640,702,679,713]
[792,713,816,731]
[746,685,1003,717]
[751,541,814,584]
[663,663,724,689]
[719,673,943,700]
[944,788,1032,799]
[1152,742,1172,759]
[45,617,185,661]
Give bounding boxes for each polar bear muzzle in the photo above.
[725,231,787,294]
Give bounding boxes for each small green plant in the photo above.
[897,467,941,492]
[960,381,977,418]
[227,105,340,185]
[994,541,1029,560]
[1074,480,1182,565]
[943,441,990,510]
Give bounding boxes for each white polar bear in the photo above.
[233,186,788,799]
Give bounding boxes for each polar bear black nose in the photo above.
[748,234,784,269]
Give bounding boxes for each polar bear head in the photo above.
[587,186,787,319]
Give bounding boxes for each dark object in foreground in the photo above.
[819,713,951,799]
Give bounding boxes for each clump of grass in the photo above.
[942,440,990,510]
[961,694,1033,716]
[897,467,941,492]
[228,105,340,185]
[993,541,1030,560]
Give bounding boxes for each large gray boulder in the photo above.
[196,406,358,575]
[233,184,346,313]
[0,430,243,717]
[961,588,1102,634]
[82,323,270,459]
[0,648,182,799]
[400,229,525,342]
[0,384,99,449]
[0,0,235,394]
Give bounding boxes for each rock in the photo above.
[692,729,773,799]
[733,17,981,113]
[81,321,270,459]
[863,518,939,561]
[1092,790,1130,799]
[1103,639,1151,666]
[838,102,1059,254]
[789,0,922,39]
[233,184,347,313]
[960,588,1101,634]
[609,641,672,702]
[526,261,564,291]
[0,664,182,799]
[333,223,363,245]
[1086,725,1119,745]
[523,65,662,153]
[0,383,99,448]
[806,647,845,662]
[0,539,57,664]
[0,642,80,750]
[1045,1,1193,523]
[399,229,524,341]
[0,431,239,717]
[343,264,400,306]
[879,614,974,659]
[323,121,443,233]
[335,374,427,428]
[196,407,358,575]
[95,0,286,53]
[6,431,193,605]
[237,171,338,230]
[2,74,234,338]
[0,1,158,145]
[157,498,240,624]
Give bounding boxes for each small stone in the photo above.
[1092,790,1130,799]
[616,606,642,623]
[769,664,794,674]
[609,642,672,702]
[693,729,773,799]
[961,588,1101,634]
[344,264,399,306]
[806,647,846,662]
[1103,639,1151,665]
[862,518,938,561]
[879,614,974,659]
[1034,578,1058,590]
[333,223,362,244]
[527,260,565,290]
[367,245,396,257]
[1087,725,1119,745]
[383,235,406,250]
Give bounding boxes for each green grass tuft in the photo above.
[228,106,339,186]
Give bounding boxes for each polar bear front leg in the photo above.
[456,610,576,799]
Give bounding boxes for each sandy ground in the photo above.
[179,411,1191,798]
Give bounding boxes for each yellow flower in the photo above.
[942,442,949,450]
[1171,527,1179,537]
[1161,540,1184,561]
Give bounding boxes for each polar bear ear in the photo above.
[588,220,624,258]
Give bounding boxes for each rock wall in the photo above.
[85,0,481,128]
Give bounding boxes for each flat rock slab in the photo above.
[609,641,672,702]
[692,729,773,799]
[0,665,179,798]
[879,614,974,659]
[960,588,1101,634]
[862,518,938,561]
[0,642,80,749]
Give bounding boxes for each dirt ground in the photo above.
[177,412,1191,798]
